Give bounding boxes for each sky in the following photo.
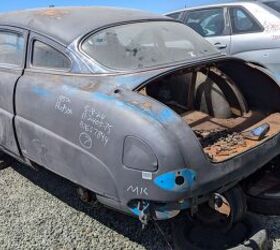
[0,0,239,14]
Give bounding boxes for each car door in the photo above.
[15,32,74,171]
[183,7,231,54]
[0,27,27,156]
[15,32,119,198]
[227,6,275,68]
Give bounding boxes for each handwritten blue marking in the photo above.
[32,86,50,97]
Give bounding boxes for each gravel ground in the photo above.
[0,156,280,250]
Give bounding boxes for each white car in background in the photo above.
[166,1,280,79]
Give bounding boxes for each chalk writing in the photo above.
[79,105,112,146]
[79,132,93,149]
[55,95,72,115]
[127,185,149,196]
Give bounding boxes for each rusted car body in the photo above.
[0,7,280,223]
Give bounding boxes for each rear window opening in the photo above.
[137,60,280,163]
[81,21,218,71]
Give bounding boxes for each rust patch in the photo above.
[200,113,280,162]
[142,102,153,109]
[37,9,69,19]
[80,82,101,92]
[183,110,265,132]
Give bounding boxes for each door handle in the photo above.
[214,42,227,49]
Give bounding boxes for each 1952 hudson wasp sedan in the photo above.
[0,7,280,230]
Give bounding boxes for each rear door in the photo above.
[183,7,231,54]
[15,32,73,168]
[0,27,27,156]
[227,6,273,66]
[14,32,119,197]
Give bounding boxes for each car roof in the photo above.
[0,6,171,46]
[165,1,265,15]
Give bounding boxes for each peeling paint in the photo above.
[154,168,196,192]
[61,85,79,95]
[32,86,51,97]
[92,92,177,124]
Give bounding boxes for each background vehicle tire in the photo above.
[247,195,280,215]
[244,159,280,215]
[172,213,268,250]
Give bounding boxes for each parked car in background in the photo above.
[166,1,280,79]
[261,0,280,13]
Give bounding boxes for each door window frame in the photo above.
[0,26,28,71]
[183,7,231,37]
[166,11,186,21]
[26,32,72,73]
[227,5,264,35]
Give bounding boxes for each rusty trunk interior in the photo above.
[137,60,280,163]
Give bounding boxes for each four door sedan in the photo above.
[166,1,280,79]
[1,7,280,226]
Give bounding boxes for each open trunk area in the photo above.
[184,111,280,162]
[137,59,280,162]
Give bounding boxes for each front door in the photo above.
[184,7,231,54]
[0,27,27,156]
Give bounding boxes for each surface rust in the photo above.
[185,111,280,162]
[141,101,153,109]
[183,110,265,132]
[202,113,280,162]
[36,9,69,19]
[80,82,101,92]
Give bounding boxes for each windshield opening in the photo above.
[81,21,218,71]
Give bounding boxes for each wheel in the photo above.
[0,151,13,170]
[76,186,96,205]
[195,185,247,232]
[172,213,268,250]
[244,162,280,215]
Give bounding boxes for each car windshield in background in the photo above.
[264,1,280,13]
[81,21,218,71]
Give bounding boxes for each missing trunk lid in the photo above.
[137,61,280,163]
